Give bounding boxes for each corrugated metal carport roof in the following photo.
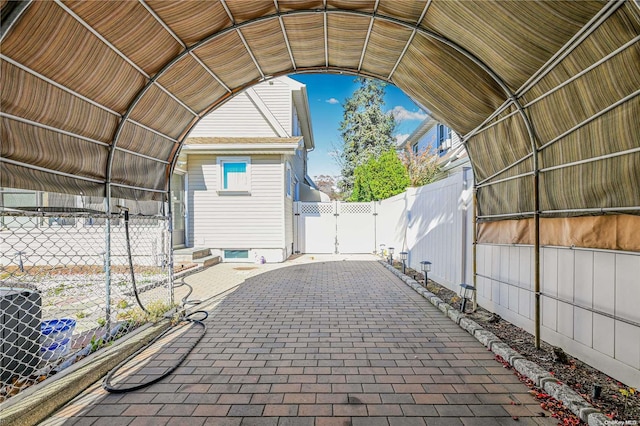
[1,0,638,221]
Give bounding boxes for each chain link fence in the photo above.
[1,190,173,401]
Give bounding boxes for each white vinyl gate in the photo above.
[294,201,376,254]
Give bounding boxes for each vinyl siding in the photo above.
[451,130,462,148]
[189,79,293,137]
[187,154,284,249]
[251,79,292,132]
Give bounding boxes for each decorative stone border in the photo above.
[379,260,610,426]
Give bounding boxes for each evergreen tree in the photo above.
[338,78,396,197]
[350,150,410,202]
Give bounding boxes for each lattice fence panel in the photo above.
[339,202,372,214]
[299,202,335,215]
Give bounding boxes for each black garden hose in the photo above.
[103,276,243,392]
[104,207,210,393]
[120,207,148,315]
[102,309,208,393]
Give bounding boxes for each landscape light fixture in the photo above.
[388,247,394,265]
[420,260,432,285]
[399,251,408,274]
[459,283,477,313]
[379,243,386,257]
[592,384,602,399]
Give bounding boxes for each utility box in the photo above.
[0,287,42,382]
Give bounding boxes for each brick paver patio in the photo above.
[44,257,554,425]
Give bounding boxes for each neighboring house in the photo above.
[398,114,469,177]
[173,76,327,262]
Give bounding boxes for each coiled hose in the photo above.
[103,207,208,393]
[103,278,208,393]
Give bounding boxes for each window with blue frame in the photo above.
[217,157,250,192]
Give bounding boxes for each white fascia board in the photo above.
[292,87,315,150]
[398,115,437,150]
[182,143,299,155]
[280,75,304,89]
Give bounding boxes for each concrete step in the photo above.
[194,255,221,268]
[191,248,212,260]
[174,247,211,262]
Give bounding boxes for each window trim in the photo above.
[217,156,251,195]
[437,124,452,154]
[285,161,292,199]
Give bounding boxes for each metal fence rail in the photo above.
[0,208,172,401]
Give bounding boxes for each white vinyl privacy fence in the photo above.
[293,172,474,285]
[476,241,640,388]
[375,169,474,289]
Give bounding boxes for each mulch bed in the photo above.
[398,265,639,424]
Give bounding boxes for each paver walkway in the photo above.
[44,256,554,425]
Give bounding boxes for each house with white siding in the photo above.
[172,76,326,262]
[397,114,469,177]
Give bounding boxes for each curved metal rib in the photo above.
[107,7,541,199]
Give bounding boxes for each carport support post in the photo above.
[104,185,112,334]
[534,172,541,349]
[472,189,477,310]
[166,183,174,308]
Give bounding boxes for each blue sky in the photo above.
[289,74,427,178]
